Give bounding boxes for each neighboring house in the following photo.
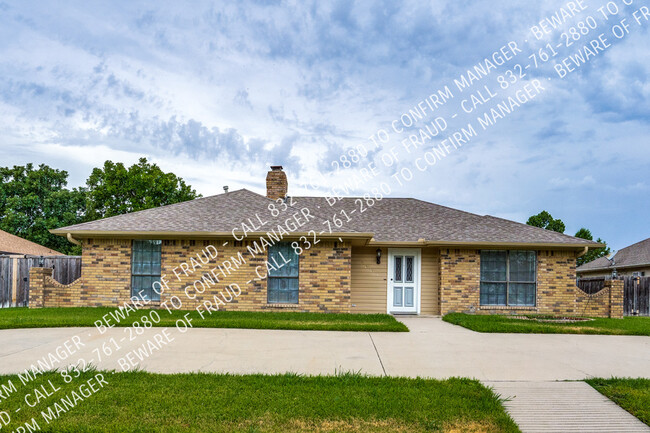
[0,229,63,256]
[577,237,650,278]
[33,166,606,316]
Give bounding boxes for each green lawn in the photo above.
[0,307,408,332]
[0,370,519,433]
[587,378,650,426]
[443,313,650,336]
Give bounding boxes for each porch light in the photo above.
[376,248,382,264]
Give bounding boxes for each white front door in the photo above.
[387,248,421,314]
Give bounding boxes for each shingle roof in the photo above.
[577,256,613,272]
[52,189,364,236]
[0,229,63,256]
[577,237,650,272]
[52,189,599,247]
[292,197,598,245]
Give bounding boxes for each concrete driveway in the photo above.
[0,317,648,380]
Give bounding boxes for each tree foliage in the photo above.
[0,158,200,255]
[0,164,85,255]
[526,210,566,233]
[574,228,611,267]
[85,158,199,221]
[526,211,611,267]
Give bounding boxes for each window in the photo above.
[480,250,536,306]
[131,240,162,301]
[267,242,299,303]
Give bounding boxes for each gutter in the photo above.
[366,239,600,250]
[50,229,375,241]
[52,230,602,250]
[66,233,81,246]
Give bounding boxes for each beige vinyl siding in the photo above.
[351,246,440,315]
[350,247,387,313]
[421,248,440,315]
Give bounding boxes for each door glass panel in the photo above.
[405,256,414,283]
[394,256,403,282]
[404,287,414,307]
[393,287,403,307]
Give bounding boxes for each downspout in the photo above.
[66,233,81,246]
[577,246,588,257]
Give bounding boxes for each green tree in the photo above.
[526,210,566,233]
[574,227,611,267]
[0,164,85,255]
[84,158,200,220]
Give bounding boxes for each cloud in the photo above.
[0,0,648,251]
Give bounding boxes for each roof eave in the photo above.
[50,229,375,240]
[365,239,599,249]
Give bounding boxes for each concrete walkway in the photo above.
[0,317,648,379]
[487,381,650,433]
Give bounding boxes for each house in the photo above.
[577,237,650,278]
[0,229,63,256]
[30,166,615,317]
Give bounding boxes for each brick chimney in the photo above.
[266,166,287,200]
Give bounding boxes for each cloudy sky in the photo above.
[0,0,648,251]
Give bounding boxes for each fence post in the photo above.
[609,279,624,318]
[11,257,18,307]
[28,267,52,309]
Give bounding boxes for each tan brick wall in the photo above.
[439,248,620,318]
[31,238,352,313]
[29,267,84,308]
[574,279,624,318]
[439,249,480,315]
[536,250,579,315]
[608,279,624,319]
[575,285,611,317]
[28,267,48,308]
[81,238,132,306]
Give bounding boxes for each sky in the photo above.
[0,0,648,252]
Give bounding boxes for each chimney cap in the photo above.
[223,186,229,193]
[270,165,283,171]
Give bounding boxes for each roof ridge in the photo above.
[55,189,252,231]
[288,198,364,233]
[617,236,650,252]
[482,215,600,245]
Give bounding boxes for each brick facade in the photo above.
[30,242,622,318]
[439,249,480,315]
[439,248,622,318]
[536,250,579,315]
[30,238,351,313]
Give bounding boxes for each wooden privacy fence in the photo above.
[624,276,650,316]
[0,255,81,307]
[577,277,606,295]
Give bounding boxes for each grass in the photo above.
[587,378,650,426]
[0,307,408,332]
[442,313,650,335]
[0,370,519,433]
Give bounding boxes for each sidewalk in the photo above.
[0,317,649,379]
[487,381,650,433]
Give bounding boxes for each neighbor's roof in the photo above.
[578,237,650,272]
[0,229,64,256]
[52,189,599,247]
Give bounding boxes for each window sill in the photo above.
[265,303,301,309]
[479,305,537,310]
